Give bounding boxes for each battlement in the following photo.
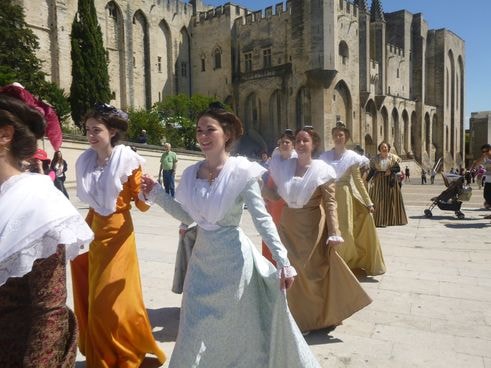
[386,43,405,57]
[337,0,359,18]
[234,2,291,27]
[194,3,249,26]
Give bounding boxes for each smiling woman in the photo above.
[71,103,166,368]
[140,103,321,367]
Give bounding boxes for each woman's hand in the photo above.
[141,174,156,197]
[327,239,343,247]
[280,268,295,290]
[368,204,375,213]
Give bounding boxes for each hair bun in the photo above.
[336,120,346,128]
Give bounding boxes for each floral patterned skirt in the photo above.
[0,245,78,368]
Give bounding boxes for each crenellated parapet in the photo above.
[193,3,247,26]
[386,43,405,57]
[337,0,360,18]
[234,1,291,27]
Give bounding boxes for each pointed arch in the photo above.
[364,99,378,156]
[391,108,400,154]
[380,106,389,143]
[424,112,431,155]
[333,80,353,132]
[175,27,191,95]
[105,1,126,108]
[156,19,173,98]
[269,90,283,142]
[448,49,456,157]
[132,10,151,108]
[402,109,409,155]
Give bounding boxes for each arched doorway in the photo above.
[333,80,352,132]
[295,87,311,129]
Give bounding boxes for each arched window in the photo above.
[339,41,349,65]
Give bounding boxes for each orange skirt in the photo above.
[71,209,165,367]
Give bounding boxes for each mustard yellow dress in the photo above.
[71,166,166,367]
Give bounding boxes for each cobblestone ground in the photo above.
[70,175,491,368]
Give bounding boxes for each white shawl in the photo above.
[0,173,93,286]
[320,149,369,180]
[175,156,266,230]
[270,158,337,208]
[76,145,145,216]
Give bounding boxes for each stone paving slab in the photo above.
[67,159,490,368]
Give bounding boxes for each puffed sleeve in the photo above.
[126,166,150,212]
[148,184,194,225]
[320,181,342,238]
[241,179,295,277]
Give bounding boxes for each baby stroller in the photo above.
[424,175,472,219]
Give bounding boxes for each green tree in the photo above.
[154,94,224,149]
[0,0,70,122]
[70,0,111,126]
[127,108,165,145]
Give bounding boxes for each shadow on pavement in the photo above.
[409,215,473,221]
[305,328,343,346]
[444,223,491,229]
[147,307,180,342]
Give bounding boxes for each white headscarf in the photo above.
[175,156,265,230]
[76,144,145,216]
[0,173,93,286]
[270,157,336,208]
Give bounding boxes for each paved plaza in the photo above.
[67,156,491,368]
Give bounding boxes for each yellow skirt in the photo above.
[71,209,165,368]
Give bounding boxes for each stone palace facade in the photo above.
[19,0,465,168]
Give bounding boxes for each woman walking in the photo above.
[0,91,93,367]
[50,150,69,198]
[320,122,385,276]
[142,103,320,367]
[270,127,371,333]
[71,103,165,367]
[368,142,408,227]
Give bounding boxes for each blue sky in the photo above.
[203,0,491,126]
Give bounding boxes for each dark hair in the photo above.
[481,143,491,151]
[331,120,351,141]
[279,129,295,142]
[378,141,391,152]
[294,126,322,158]
[197,102,244,151]
[82,103,128,146]
[51,150,63,167]
[0,93,45,163]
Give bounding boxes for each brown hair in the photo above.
[0,93,45,163]
[294,126,322,158]
[331,121,351,141]
[82,104,128,147]
[197,104,244,151]
[378,141,391,152]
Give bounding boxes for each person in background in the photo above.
[50,150,69,198]
[470,143,491,209]
[421,168,427,185]
[405,166,410,183]
[71,103,165,367]
[158,142,178,197]
[321,122,386,277]
[136,129,148,144]
[0,90,93,367]
[261,129,297,264]
[368,142,408,227]
[430,168,437,184]
[141,103,321,367]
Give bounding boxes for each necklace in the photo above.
[204,162,223,184]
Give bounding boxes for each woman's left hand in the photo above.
[280,268,294,290]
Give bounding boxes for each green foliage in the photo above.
[127,108,165,145]
[154,94,224,150]
[0,0,70,123]
[70,0,111,127]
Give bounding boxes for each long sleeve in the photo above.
[351,165,373,207]
[127,167,150,212]
[241,179,291,269]
[320,181,341,237]
[148,184,194,225]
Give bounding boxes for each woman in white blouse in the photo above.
[142,103,320,368]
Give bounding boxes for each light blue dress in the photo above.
[150,157,320,368]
